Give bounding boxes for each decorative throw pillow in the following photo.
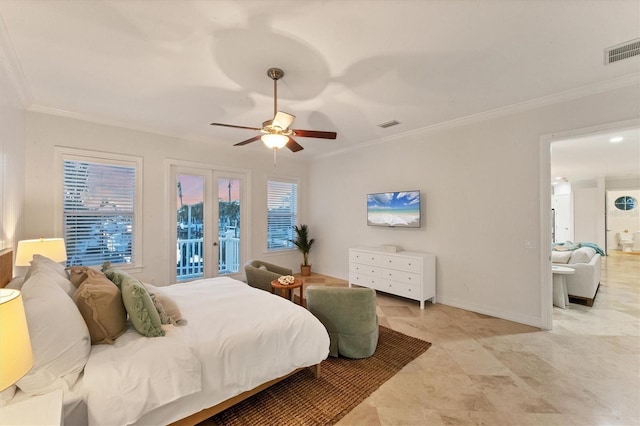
[551,251,571,264]
[102,262,164,337]
[73,269,127,344]
[149,292,187,326]
[569,247,596,264]
[17,269,91,395]
[68,266,105,288]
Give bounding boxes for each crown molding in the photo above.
[0,13,33,107]
[315,73,640,160]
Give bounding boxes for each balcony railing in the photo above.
[177,231,240,280]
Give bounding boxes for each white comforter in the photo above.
[83,277,329,425]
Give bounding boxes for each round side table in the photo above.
[271,278,304,307]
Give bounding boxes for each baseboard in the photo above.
[436,295,543,328]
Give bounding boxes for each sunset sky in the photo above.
[176,174,240,206]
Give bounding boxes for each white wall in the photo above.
[22,112,311,285]
[0,54,25,259]
[309,84,640,327]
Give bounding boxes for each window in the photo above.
[614,196,637,211]
[267,179,298,250]
[61,152,140,266]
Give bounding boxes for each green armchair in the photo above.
[306,286,379,358]
[244,260,293,293]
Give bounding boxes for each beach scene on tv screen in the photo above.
[367,191,420,227]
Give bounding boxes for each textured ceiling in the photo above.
[0,0,639,175]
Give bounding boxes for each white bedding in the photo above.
[82,277,329,425]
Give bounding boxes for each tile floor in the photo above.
[298,251,640,425]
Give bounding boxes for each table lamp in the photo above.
[0,289,33,391]
[15,238,67,266]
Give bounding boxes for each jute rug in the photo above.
[211,325,432,425]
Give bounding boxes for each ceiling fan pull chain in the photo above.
[273,147,278,167]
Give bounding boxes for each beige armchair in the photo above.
[244,260,293,293]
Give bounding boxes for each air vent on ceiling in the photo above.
[605,38,640,64]
[378,120,400,128]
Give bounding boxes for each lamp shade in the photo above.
[15,238,67,266]
[0,289,33,391]
[261,133,289,149]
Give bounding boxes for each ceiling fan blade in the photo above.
[210,122,262,131]
[234,135,262,146]
[292,129,337,139]
[286,137,304,152]
[272,111,295,130]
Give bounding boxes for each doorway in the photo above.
[169,164,247,283]
[541,120,640,329]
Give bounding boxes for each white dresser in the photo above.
[349,247,436,309]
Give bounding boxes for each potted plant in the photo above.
[291,224,315,276]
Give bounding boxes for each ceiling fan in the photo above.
[210,67,337,153]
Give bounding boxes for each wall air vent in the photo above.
[605,38,640,64]
[377,120,400,128]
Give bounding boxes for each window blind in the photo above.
[63,159,136,266]
[267,180,297,250]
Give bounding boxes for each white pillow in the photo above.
[23,255,74,296]
[5,276,25,290]
[569,247,597,264]
[16,269,91,396]
[551,251,571,264]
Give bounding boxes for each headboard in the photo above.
[0,248,13,288]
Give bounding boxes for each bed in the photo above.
[0,248,330,425]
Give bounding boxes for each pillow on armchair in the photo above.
[244,260,292,293]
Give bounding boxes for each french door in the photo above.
[170,165,245,283]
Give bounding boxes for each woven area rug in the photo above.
[210,325,432,426]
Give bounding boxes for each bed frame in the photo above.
[0,248,321,425]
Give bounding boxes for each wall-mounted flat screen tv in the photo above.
[367,191,421,228]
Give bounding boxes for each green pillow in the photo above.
[101,262,165,338]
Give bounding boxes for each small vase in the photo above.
[301,264,311,276]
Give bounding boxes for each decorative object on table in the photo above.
[0,289,33,392]
[277,275,295,285]
[244,260,293,293]
[15,238,67,266]
[291,224,315,276]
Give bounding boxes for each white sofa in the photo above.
[552,247,601,306]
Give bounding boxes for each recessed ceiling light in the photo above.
[609,136,624,143]
[554,176,564,180]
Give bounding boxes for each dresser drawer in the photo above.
[380,269,420,285]
[350,263,381,276]
[380,279,419,300]
[350,272,382,288]
[349,250,381,266]
[380,255,422,273]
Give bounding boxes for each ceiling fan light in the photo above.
[261,133,289,149]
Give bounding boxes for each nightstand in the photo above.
[0,389,63,425]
